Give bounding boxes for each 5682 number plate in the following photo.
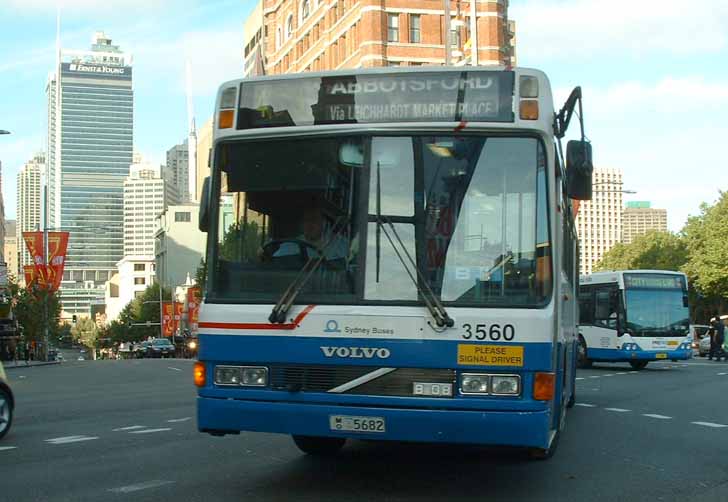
[329,415,386,433]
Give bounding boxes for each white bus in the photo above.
[578,270,692,370]
[194,67,593,459]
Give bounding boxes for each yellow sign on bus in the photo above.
[457,344,524,367]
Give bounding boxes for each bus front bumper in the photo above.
[197,396,552,449]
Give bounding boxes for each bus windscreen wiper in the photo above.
[373,162,452,328]
[269,217,348,324]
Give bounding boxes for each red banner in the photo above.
[21,231,70,292]
[162,302,175,337]
[23,265,37,287]
[187,286,201,332]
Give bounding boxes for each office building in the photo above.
[252,0,513,74]
[16,152,44,270]
[195,117,213,201]
[575,168,624,276]
[166,141,191,203]
[104,256,157,322]
[3,221,17,281]
[243,1,266,77]
[622,201,668,244]
[154,204,207,289]
[123,157,178,258]
[47,31,133,315]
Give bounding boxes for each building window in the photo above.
[276,27,282,49]
[174,211,191,222]
[134,263,145,272]
[134,277,146,285]
[301,0,310,21]
[387,14,399,42]
[449,26,461,48]
[409,14,421,43]
[286,14,294,39]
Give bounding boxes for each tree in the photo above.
[595,230,688,272]
[13,284,62,343]
[71,317,98,353]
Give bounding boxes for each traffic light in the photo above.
[72,315,77,324]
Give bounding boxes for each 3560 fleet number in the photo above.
[461,323,516,341]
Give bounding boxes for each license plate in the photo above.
[413,382,453,397]
[655,353,668,359]
[329,415,386,433]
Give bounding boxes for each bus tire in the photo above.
[577,337,592,369]
[629,361,648,370]
[528,429,560,461]
[566,388,576,408]
[292,435,346,456]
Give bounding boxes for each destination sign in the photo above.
[237,71,515,129]
[624,274,685,290]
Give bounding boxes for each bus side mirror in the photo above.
[566,140,593,201]
[199,176,211,233]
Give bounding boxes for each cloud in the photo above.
[510,0,728,60]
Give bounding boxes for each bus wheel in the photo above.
[629,361,648,370]
[567,388,576,408]
[292,435,346,456]
[577,337,592,369]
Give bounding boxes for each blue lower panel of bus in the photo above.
[197,396,552,448]
[587,347,692,362]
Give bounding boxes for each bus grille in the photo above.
[269,365,456,397]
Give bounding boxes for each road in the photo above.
[1,357,727,502]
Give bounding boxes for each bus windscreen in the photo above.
[237,71,515,129]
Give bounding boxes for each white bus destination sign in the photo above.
[237,71,515,129]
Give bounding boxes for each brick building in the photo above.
[245,0,514,75]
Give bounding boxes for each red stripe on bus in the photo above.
[198,304,316,331]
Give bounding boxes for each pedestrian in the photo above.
[24,343,30,366]
[716,317,726,362]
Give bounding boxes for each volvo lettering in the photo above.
[196,67,593,459]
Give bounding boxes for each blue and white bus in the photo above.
[194,67,593,459]
[577,270,692,370]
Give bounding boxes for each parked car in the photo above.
[699,332,712,357]
[0,360,15,440]
[690,324,711,351]
[133,341,151,358]
[145,338,176,359]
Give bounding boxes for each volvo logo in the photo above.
[320,346,391,359]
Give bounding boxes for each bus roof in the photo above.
[211,66,557,141]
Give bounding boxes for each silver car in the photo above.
[0,361,14,440]
[699,333,712,357]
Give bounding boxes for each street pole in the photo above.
[470,0,478,66]
[444,0,451,66]
[43,184,49,361]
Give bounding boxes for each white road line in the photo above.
[112,425,146,431]
[602,374,614,377]
[109,480,175,494]
[166,417,192,423]
[691,422,728,428]
[604,408,631,413]
[616,372,628,375]
[643,414,672,420]
[628,371,639,374]
[167,367,182,372]
[717,372,727,376]
[575,377,585,381]
[575,403,596,408]
[0,446,17,451]
[589,376,600,379]
[129,428,172,434]
[45,435,99,445]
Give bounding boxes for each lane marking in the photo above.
[691,422,728,428]
[575,377,585,381]
[45,435,99,444]
[166,417,192,423]
[109,480,175,494]
[628,371,639,374]
[602,374,614,377]
[616,372,628,375]
[0,446,18,451]
[129,428,172,434]
[575,403,596,408]
[167,367,182,372]
[643,414,672,420]
[717,372,727,376]
[589,376,600,379]
[604,408,630,413]
[112,425,147,431]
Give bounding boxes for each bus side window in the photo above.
[578,287,594,324]
[594,288,617,329]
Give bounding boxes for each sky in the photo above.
[1,0,728,231]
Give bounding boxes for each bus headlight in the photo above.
[241,367,268,387]
[460,374,489,395]
[491,375,521,396]
[214,366,241,385]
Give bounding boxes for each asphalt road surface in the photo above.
[2,356,727,502]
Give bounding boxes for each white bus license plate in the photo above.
[655,353,668,359]
[329,415,386,433]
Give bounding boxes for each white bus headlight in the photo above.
[214,366,241,385]
[461,374,489,394]
[491,375,521,396]
[241,367,268,386]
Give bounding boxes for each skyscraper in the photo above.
[575,168,624,276]
[123,157,178,257]
[166,141,190,203]
[16,152,44,270]
[3,221,18,281]
[46,31,133,315]
[622,201,668,244]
